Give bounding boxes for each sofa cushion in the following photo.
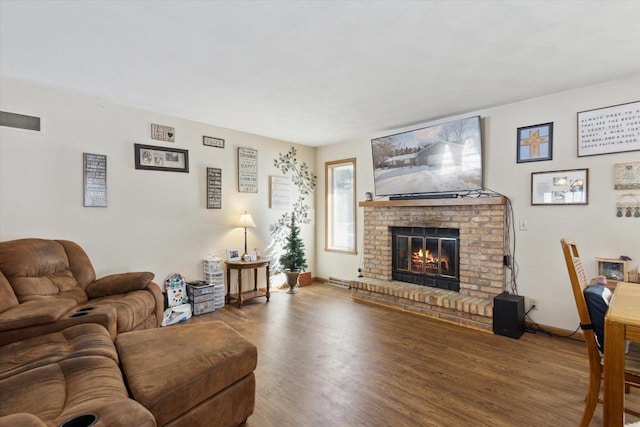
[116,321,257,426]
[88,290,157,333]
[0,323,118,380]
[0,270,18,314]
[56,240,97,288]
[0,355,155,426]
[0,238,86,302]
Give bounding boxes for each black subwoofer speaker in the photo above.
[493,292,525,339]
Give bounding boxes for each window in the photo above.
[325,158,356,254]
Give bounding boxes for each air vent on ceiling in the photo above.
[0,111,42,132]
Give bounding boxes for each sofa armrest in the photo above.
[0,304,117,346]
[145,281,164,328]
[86,272,155,299]
[0,299,76,332]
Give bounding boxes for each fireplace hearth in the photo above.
[353,197,507,331]
[392,226,459,291]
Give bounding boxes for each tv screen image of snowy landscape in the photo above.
[371,116,483,197]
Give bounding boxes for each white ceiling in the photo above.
[1,1,639,147]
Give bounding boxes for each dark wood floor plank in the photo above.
[188,284,639,426]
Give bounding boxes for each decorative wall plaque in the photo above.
[270,175,290,209]
[577,101,640,157]
[238,147,258,193]
[151,123,175,142]
[207,167,222,209]
[203,135,225,148]
[83,153,107,207]
[614,162,640,190]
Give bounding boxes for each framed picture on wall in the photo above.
[577,101,640,157]
[134,143,189,173]
[531,168,588,205]
[517,122,553,163]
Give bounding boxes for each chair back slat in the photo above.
[561,239,591,323]
[560,238,602,364]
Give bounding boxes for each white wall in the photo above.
[3,75,638,330]
[315,74,640,330]
[0,77,316,290]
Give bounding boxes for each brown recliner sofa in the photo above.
[0,323,157,427]
[0,321,258,427]
[0,238,163,345]
[0,238,258,427]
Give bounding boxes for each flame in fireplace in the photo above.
[412,249,449,272]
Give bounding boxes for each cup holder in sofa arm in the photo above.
[59,414,98,427]
[69,312,89,318]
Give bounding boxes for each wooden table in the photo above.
[225,259,270,308]
[604,281,640,426]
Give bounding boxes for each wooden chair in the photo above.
[561,238,640,426]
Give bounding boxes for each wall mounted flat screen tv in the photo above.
[371,116,483,197]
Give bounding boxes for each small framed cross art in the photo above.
[517,122,553,163]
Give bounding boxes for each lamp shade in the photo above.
[236,212,256,228]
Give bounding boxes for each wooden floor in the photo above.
[189,284,640,427]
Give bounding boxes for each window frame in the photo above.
[325,158,357,254]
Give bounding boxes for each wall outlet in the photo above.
[524,297,538,312]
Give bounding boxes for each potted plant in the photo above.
[266,147,316,290]
[279,214,308,294]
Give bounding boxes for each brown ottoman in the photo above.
[115,321,257,427]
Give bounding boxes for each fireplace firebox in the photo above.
[391,227,460,291]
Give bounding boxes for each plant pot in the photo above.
[285,271,299,294]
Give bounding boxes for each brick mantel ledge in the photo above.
[358,195,506,208]
[350,278,493,332]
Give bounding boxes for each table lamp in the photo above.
[236,211,256,259]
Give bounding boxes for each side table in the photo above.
[225,259,270,308]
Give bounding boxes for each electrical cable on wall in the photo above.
[464,189,583,339]
[460,188,518,294]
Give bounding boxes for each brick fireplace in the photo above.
[351,196,506,331]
